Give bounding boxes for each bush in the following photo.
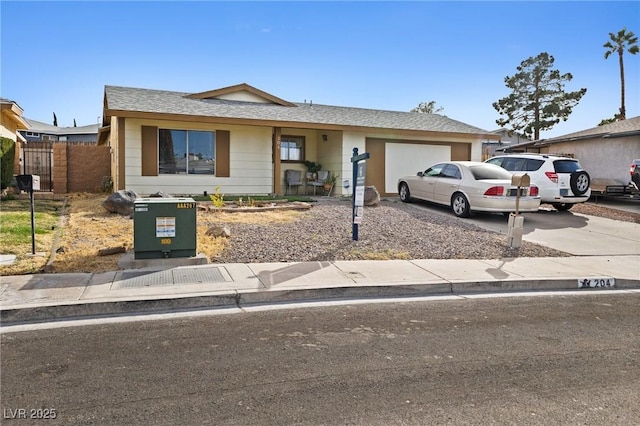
[0,137,16,190]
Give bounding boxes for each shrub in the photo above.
[0,137,16,190]
[209,186,225,208]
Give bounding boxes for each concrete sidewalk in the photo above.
[2,255,639,325]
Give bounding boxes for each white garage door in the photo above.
[385,143,451,193]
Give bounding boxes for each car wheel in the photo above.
[570,170,590,195]
[399,183,411,202]
[552,203,573,211]
[451,192,470,217]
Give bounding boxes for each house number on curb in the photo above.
[578,278,615,288]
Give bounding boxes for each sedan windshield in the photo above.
[468,164,513,180]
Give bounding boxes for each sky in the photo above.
[1,1,639,138]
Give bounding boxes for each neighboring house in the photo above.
[1,98,29,175]
[98,83,499,196]
[482,128,530,160]
[20,118,99,143]
[501,116,640,185]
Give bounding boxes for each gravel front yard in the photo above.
[213,198,577,263]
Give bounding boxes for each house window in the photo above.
[26,132,39,137]
[281,136,304,162]
[158,129,215,175]
[42,135,58,141]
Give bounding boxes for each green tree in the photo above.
[598,117,618,126]
[492,52,587,140]
[1,137,16,190]
[411,101,444,114]
[603,27,639,120]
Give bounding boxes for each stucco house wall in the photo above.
[502,116,640,186]
[546,136,640,184]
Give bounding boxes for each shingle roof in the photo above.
[544,116,640,142]
[104,85,495,137]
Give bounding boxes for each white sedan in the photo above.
[397,161,541,217]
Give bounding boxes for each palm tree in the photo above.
[603,28,639,120]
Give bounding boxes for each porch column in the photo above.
[273,127,282,195]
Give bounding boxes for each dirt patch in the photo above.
[47,194,306,274]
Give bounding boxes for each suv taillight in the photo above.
[632,163,636,178]
[530,185,539,196]
[545,171,558,183]
[484,186,504,196]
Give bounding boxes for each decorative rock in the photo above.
[364,186,380,206]
[97,246,127,256]
[206,225,231,238]
[148,191,171,198]
[102,189,139,215]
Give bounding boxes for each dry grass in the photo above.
[49,193,134,273]
[46,194,305,274]
[347,248,412,260]
[0,196,64,275]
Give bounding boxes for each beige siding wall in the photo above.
[124,119,273,196]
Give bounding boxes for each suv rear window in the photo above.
[494,157,544,172]
[553,160,582,173]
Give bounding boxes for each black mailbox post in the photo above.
[16,175,40,254]
[16,174,40,192]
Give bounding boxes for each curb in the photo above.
[2,277,638,326]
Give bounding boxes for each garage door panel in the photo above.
[385,144,451,194]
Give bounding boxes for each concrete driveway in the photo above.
[410,202,640,256]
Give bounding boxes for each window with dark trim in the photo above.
[281,135,304,162]
[158,129,215,175]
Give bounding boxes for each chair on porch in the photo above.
[307,170,329,195]
[285,169,303,195]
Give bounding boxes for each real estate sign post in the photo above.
[351,148,370,241]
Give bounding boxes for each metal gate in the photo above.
[22,141,53,192]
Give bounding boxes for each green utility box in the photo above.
[133,197,197,259]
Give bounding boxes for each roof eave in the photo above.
[104,109,497,140]
[97,125,111,145]
[1,103,29,130]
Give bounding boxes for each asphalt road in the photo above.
[2,293,639,425]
